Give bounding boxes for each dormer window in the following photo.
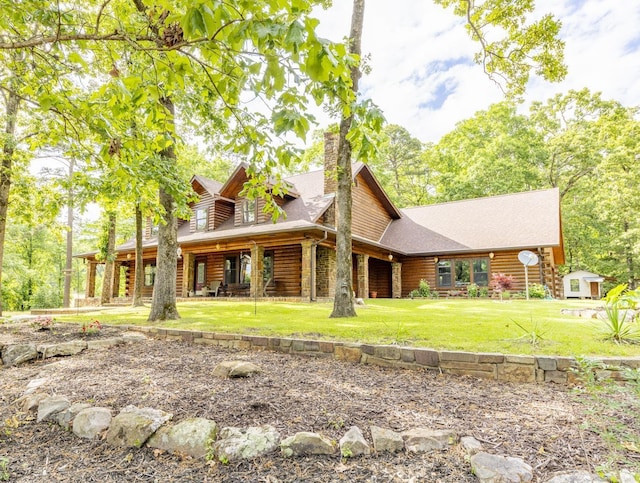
[195,208,208,231]
[150,224,159,237]
[242,199,255,224]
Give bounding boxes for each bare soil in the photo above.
[0,323,635,482]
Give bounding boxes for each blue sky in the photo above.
[312,0,640,144]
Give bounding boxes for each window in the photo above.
[150,224,159,237]
[472,259,489,286]
[437,261,451,287]
[437,258,489,288]
[242,199,256,224]
[570,279,580,292]
[144,264,156,286]
[195,208,207,231]
[224,256,238,284]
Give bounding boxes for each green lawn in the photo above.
[54,298,640,357]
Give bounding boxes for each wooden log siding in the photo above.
[401,250,548,297]
[368,258,392,298]
[273,245,302,296]
[351,173,392,241]
[190,184,214,232]
[213,200,234,229]
[401,257,436,297]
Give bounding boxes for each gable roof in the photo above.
[352,162,402,219]
[191,175,223,197]
[381,188,564,259]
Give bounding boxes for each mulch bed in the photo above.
[0,322,630,482]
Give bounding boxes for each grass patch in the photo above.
[54,299,640,357]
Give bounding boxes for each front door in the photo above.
[590,282,599,299]
[194,258,207,293]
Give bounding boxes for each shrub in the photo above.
[410,280,432,298]
[467,283,479,298]
[80,319,103,336]
[528,283,546,299]
[479,286,489,297]
[490,273,514,293]
[598,284,639,344]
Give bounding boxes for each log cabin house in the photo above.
[80,133,565,302]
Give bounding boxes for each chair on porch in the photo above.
[209,280,221,297]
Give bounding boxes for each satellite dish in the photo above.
[518,250,539,267]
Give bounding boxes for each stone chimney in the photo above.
[323,131,339,194]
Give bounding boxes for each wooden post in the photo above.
[182,252,194,298]
[301,240,313,300]
[392,262,402,299]
[111,262,121,298]
[250,244,265,298]
[356,254,369,298]
[85,262,97,298]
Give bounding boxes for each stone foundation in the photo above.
[126,327,640,385]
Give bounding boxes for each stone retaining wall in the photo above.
[126,326,640,385]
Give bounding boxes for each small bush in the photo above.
[410,280,432,298]
[479,286,489,297]
[467,283,479,298]
[491,273,514,294]
[528,283,546,299]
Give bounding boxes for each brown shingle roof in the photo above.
[381,188,562,255]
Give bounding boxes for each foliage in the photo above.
[490,273,514,294]
[0,457,8,481]
[528,283,546,299]
[479,286,489,298]
[467,283,479,298]
[622,367,640,395]
[570,356,610,390]
[31,315,55,331]
[410,280,434,298]
[80,319,103,336]
[511,317,547,347]
[598,284,639,344]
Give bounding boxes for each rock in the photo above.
[106,406,173,448]
[86,337,124,350]
[402,428,457,453]
[148,418,218,459]
[72,407,112,439]
[213,425,280,462]
[213,360,261,378]
[2,344,38,366]
[24,378,49,395]
[460,436,483,456]
[370,426,404,453]
[471,452,533,483]
[54,403,92,430]
[355,298,365,305]
[37,395,71,422]
[619,470,638,483]
[544,471,607,482]
[14,393,48,412]
[122,332,147,343]
[37,340,87,358]
[339,426,370,457]
[281,431,335,457]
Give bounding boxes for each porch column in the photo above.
[392,262,402,298]
[356,254,369,298]
[250,244,265,298]
[85,261,97,298]
[301,240,313,300]
[181,252,194,297]
[111,262,121,298]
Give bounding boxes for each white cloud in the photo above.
[311,0,640,144]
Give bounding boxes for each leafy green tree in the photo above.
[428,102,546,201]
[368,125,429,207]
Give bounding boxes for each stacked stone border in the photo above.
[125,326,640,385]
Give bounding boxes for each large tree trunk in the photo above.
[132,202,144,306]
[100,211,116,305]
[0,86,20,316]
[330,0,364,318]
[148,97,180,321]
[63,159,74,308]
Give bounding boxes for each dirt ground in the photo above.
[0,323,635,482]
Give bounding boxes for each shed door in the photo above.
[590,282,599,299]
